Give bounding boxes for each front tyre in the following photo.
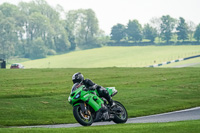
[73,105,93,126]
[113,101,128,124]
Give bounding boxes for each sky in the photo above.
[0,0,200,34]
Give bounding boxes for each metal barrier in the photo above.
[148,55,200,67]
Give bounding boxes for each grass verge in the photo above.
[0,68,200,126]
[0,120,200,133]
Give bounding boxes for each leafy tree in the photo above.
[126,19,143,42]
[150,17,162,42]
[160,15,176,43]
[28,12,51,40]
[187,21,196,41]
[65,10,78,50]
[0,0,72,59]
[0,17,18,58]
[0,2,19,17]
[0,11,4,55]
[65,9,100,49]
[143,24,157,42]
[29,38,47,59]
[176,17,189,41]
[81,9,99,48]
[194,24,200,42]
[53,21,70,52]
[18,0,70,54]
[0,3,19,58]
[110,23,126,42]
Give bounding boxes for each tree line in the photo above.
[0,0,200,60]
[0,0,106,59]
[110,15,200,44]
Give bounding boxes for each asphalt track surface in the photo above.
[172,62,200,68]
[18,107,200,128]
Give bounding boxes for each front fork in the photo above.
[80,102,91,115]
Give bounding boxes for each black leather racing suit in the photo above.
[83,79,114,106]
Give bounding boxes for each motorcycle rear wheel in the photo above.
[73,105,93,126]
[112,101,128,123]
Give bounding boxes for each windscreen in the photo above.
[71,83,81,93]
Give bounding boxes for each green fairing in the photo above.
[82,93,103,111]
[106,87,116,95]
[68,85,116,112]
[73,103,81,106]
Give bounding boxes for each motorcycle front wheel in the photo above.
[73,105,93,126]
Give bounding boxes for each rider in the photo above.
[72,72,116,121]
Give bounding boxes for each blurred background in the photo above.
[0,0,200,68]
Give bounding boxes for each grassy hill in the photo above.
[19,46,200,68]
[1,68,200,126]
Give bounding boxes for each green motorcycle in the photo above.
[68,83,128,126]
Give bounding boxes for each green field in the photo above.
[1,120,200,133]
[17,46,200,68]
[0,68,200,126]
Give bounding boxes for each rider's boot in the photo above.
[104,94,116,108]
[109,99,116,108]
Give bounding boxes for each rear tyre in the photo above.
[73,105,93,126]
[112,101,128,123]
